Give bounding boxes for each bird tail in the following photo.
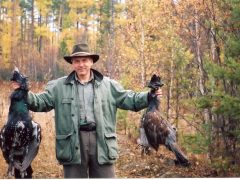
[14,121,41,172]
[167,142,190,167]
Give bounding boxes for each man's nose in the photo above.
[77,61,84,66]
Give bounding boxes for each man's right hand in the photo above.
[11,81,20,90]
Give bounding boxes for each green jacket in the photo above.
[27,69,149,165]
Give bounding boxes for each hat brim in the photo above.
[64,54,99,64]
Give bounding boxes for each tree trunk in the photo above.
[139,0,145,87]
[38,10,42,53]
[107,0,115,77]
[30,0,37,80]
[10,0,17,67]
[31,0,34,48]
[19,10,25,70]
[194,8,211,124]
[166,51,174,121]
[175,77,180,140]
[58,3,63,32]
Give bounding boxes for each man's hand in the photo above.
[148,88,163,102]
[11,81,20,90]
[155,88,163,98]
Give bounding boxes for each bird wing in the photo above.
[0,125,4,149]
[15,121,41,171]
[0,125,10,163]
[143,112,170,150]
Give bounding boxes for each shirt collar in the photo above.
[64,69,103,85]
[74,71,94,85]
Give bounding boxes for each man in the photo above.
[18,43,162,178]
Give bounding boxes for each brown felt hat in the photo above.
[64,43,99,64]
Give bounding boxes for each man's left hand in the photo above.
[155,88,163,98]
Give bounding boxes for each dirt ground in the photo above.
[115,132,217,178]
[0,121,217,178]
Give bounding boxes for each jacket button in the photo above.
[75,146,79,150]
[72,114,74,116]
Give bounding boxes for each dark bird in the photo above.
[0,68,41,178]
[139,74,190,167]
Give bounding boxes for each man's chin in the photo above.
[76,71,88,76]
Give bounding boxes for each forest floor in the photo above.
[115,132,217,178]
[0,130,218,178]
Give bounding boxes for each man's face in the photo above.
[71,57,93,77]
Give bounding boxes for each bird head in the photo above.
[147,74,164,91]
[10,67,29,91]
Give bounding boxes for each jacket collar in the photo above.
[64,69,103,85]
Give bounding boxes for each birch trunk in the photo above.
[166,52,174,121]
[30,0,37,80]
[10,0,17,66]
[58,3,63,32]
[107,0,115,78]
[194,8,210,123]
[139,0,145,87]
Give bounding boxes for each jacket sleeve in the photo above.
[27,81,55,112]
[110,79,149,111]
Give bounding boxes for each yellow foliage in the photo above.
[1,33,11,66]
[35,0,52,17]
[0,0,20,67]
[68,0,94,9]
[69,10,78,22]
[35,26,52,38]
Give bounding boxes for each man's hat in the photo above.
[64,43,99,64]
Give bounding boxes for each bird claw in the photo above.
[174,159,191,167]
[7,162,28,178]
[7,165,15,177]
[14,161,23,169]
[21,170,27,178]
[142,148,151,156]
[136,144,151,156]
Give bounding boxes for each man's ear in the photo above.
[90,58,94,64]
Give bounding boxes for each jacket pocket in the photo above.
[61,98,72,121]
[62,98,72,104]
[56,133,74,163]
[104,133,119,160]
